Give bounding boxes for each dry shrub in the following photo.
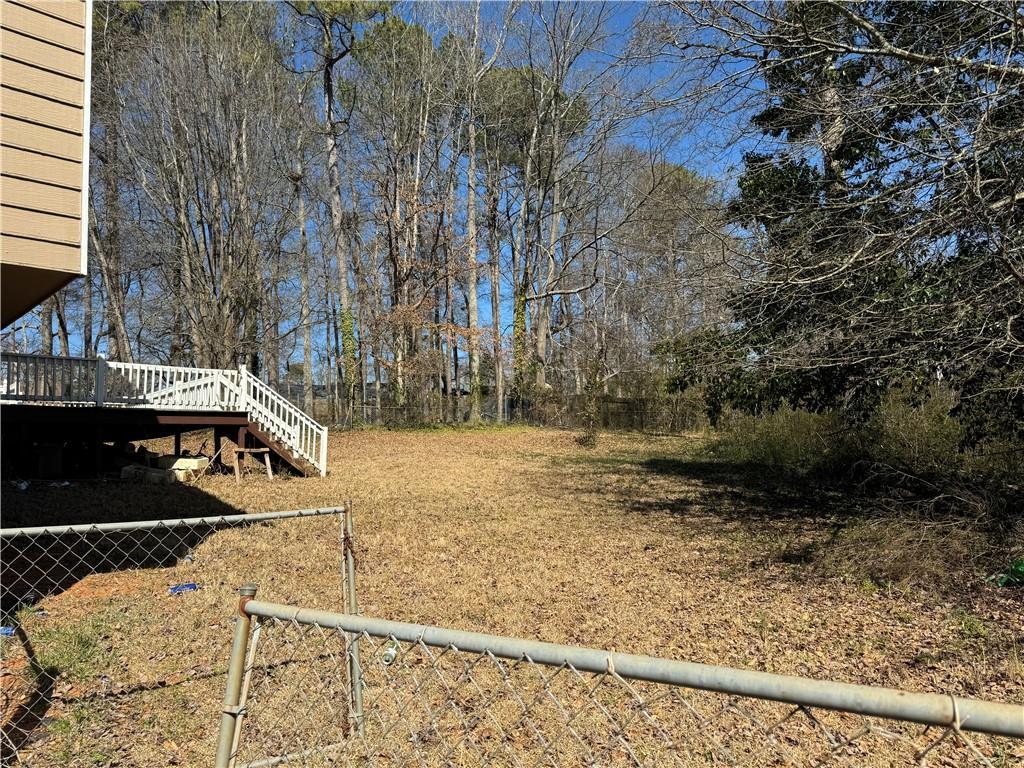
[574,427,598,448]
[707,388,1023,586]
[819,516,998,588]
[710,405,850,476]
[866,386,963,479]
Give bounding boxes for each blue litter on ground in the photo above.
[0,627,15,637]
[168,583,199,595]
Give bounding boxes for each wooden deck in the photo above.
[0,354,328,477]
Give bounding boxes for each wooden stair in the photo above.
[244,423,319,478]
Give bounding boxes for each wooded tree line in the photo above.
[6,1,1021,444]
[11,0,728,426]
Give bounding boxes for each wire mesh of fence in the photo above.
[0,509,345,607]
[222,600,1023,768]
[0,507,348,765]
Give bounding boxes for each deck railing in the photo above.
[241,370,328,473]
[0,353,328,476]
[104,360,242,409]
[0,352,99,403]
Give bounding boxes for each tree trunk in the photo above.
[534,175,561,388]
[486,162,504,421]
[90,220,132,362]
[297,167,315,413]
[323,33,356,425]
[53,293,71,357]
[82,271,94,357]
[40,298,54,355]
[511,122,539,411]
[466,120,482,423]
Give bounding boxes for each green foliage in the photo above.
[575,358,603,448]
[510,291,531,406]
[292,1,389,25]
[477,66,589,174]
[992,559,1024,588]
[341,306,359,422]
[662,1,1024,465]
[352,14,433,66]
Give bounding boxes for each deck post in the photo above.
[173,431,181,458]
[95,356,106,406]
[238,364,248,413]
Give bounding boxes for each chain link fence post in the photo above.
[215,584,258,768]
[342,502,365,737]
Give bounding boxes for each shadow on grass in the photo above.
[633,458,844,518]
[571,451,847,522]
[565,449,886,576]
[0,482,243,612]
[1,626,57,759]
[567,446,1016,595]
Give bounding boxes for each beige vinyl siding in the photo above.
[2,86,84,130]
[2,175,79,215]
[1,114,83,159]
[1,233,80,268]
[0,0,87,283]
[1,57,84,104]
[8,0,84,27]
[2,145,81,188]
[1,204,80,242]
[2,1,84,51]
[0,27,83,77]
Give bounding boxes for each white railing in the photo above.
[104,361,242,410]
[0,352,99,403]
[0,353,328,476]
[240,366,328,475]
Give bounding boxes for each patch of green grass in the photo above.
[858,577,881,595]
[32,603,130,683]
[45,700,115,765]
[953,609,988,640]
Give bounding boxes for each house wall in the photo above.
[1,0,90,327]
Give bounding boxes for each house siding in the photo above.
[1,0,89,325]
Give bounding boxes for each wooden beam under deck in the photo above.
[1,404,250,443]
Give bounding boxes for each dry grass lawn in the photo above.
[1,427,1021,766]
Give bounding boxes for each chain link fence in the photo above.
[284,387,708,434]
[216,512,1022,768]
[0,507,348,764]
[217,596,1023,768]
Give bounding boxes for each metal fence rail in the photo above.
[219,593,1023,768]
[0,506,348,764]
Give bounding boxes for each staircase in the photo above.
[0,354,329,477]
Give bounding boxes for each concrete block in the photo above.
[156,456,210,472]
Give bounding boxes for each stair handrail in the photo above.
[239,366,327,476]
